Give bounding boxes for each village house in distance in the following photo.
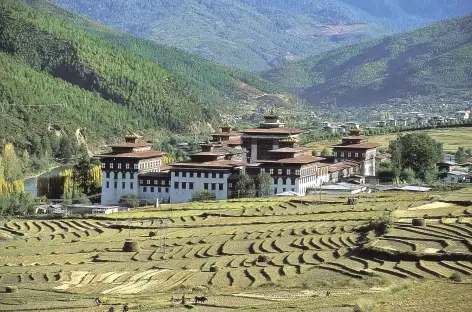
[96,114,379,205]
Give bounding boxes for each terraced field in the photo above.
[1,192,472,311]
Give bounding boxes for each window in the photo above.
[287,169,291,175]
[341,152,345,157]
[219,173,223,178]
[283,188,286,192]
[130,182,134,189]
[147,180,150,185]
[182,172,187,177]
[110,163,114,169]
[283,179,287,185]
[291,179,296,185]
[114,182,117,189]
[219,184,224,191]
[362,153,366,158]
[134,164,138,169]
[260,168,265,173]
[174,182,179,189]
[270,168,274,174]
[273,178,278,184]
[143,187,147,192]
[139,180,143,184]
[274,188,277,195]
[175,171,179,177]
[204,183,209,190]
[295,169,300,175]
[165,188,169,193]
[205,173,209,178]
[126,163,130,169]
[355,153,359,158]
[161,180,165,186]
[197,173,201,178]
[182,182,187,189]
[122,182,125,189]
[158,187,161,192]
[118,163,122,169]
[348,153,352,157]
[190,172,194,178]
[130,172,135,179]
[154,180,158,185]
[101,163,105,169]
[150,187,154,192]
[106,172,110,179]
[278,169,282,175]
[189,182,194,190]
[229,183,233,188]
[291,189,295,192]
[106,182,110,188]
[211,183,216,191]
[212,173,217,178]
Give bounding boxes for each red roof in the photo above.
[222,138,242,146]
[110,142,153,148]
[239,127,307,135]
[212,132,241,137]
[170,160,245,169]
[139,171,171,178]
[97,150,168,159]
[328,161,362,173]
[332,143,380,150]
[260,156,326,165]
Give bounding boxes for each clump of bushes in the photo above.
[412,218,426,227]
[149,231,157,237]
[5,286,18,293]
[450,272,462,282]
[122,239,139,252]
[356,216,394,236]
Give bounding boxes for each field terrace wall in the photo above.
[96,135,168,205]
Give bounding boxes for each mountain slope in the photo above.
[0,0,291,154]
[50,0,472,71]
[264,14,472,107]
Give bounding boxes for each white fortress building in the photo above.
[96,119,378,205]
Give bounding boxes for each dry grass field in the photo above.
[307,127,472,153]
[1,190,472,311]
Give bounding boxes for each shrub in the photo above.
[412,218,426,227]
[450,272,462,282]
[149,231,157,237]
[5,286,18,293]
[357,216,394,236]
[191,189,216,202]
[122,239,139,252]
[119,194,140,208]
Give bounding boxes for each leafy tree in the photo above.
[235,174,256,198]
[256,172,272,197]
[400,167,416,185]
[58,136,76,162]
[1,143,22,182]
[389,133,443,180]
[119,194,140,208]
[424,168,439,184]
[191,189,216,202]
[455,146,468,164]
[320,147,332,156]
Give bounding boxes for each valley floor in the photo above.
[1,191,472,311]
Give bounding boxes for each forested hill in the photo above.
[49,0,472,71]
[0,0,286,155]
[264,14,472,108]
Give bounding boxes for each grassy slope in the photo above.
[265,14,472,107]
[0,0,291,152]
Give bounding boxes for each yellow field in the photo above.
[307,127,472,153]
[1,190,472,311]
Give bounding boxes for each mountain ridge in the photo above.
[264,14,472,108]
[49,0,472,71]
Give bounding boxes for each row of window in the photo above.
[334,152,366,158]
[140,179,169,186]
[173,182,225,191]
[261,168,300,176]
[105,172,135,179]
[106,181,134,189]
[143,187,169,193]
[101,160,161,170]
[174,171,224,179]
[273,178,296,185]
